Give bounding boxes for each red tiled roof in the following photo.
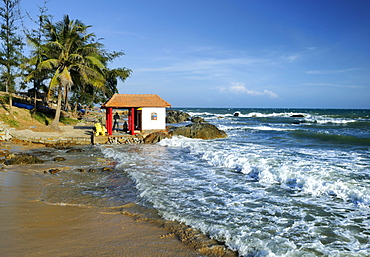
[101,94,171,108]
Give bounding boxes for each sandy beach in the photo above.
[0,142,200,257]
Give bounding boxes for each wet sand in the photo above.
[0,142,200,257]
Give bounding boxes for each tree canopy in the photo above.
[0,1,131,130]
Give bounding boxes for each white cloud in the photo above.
[217,83,279,98]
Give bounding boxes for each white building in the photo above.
[101,94,171,135]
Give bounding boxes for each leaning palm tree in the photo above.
[27,15,106,131]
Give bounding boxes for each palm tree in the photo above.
[27,15,106,131]
[68,51,132,112]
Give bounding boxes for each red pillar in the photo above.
[106,107,113,135]
[129,107,136,135]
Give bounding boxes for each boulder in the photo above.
[4,153,44,165]
[144,132,171,144]
[191,116,206,123]
[170,122,227,140]
[166,110,191,124]
[53,157,66,162]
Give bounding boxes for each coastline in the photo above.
[0,141,201,257]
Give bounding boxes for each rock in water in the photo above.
[53,157,66,162]
[4,153,44,165]
[171,122,227,140]
[144,132,171,144]
[191,116,206,123]
[166,110,191,124]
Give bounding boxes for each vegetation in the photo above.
[59,117,79,126]
[0,0,24,117]
[31,111,50,125]
[0,113,19,127]
[0,1,131,131]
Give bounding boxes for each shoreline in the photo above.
[0,141,201,257]
[0,140,237,257]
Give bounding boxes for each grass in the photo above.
[60,117,80,125]
[31,112,80,126]
[0,113,20,127]
[31,111,51,125]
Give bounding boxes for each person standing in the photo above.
[113,112,120,131]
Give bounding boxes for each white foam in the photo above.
[99,126,370,256]
[158,136,370,206]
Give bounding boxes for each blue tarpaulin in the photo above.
[13,102,34,110]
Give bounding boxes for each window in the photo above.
[151,112,157,120]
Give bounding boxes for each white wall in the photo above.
[141,107,166,131]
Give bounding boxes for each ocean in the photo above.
[40,108,370,256]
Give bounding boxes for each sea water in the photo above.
[42,108,370,256]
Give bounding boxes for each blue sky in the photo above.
[22,0,370,108]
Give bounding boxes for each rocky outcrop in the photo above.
[166,110,191,124]
[170,122,227,140]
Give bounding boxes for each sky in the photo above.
[21,0,370,108]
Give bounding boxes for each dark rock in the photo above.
[290,114,304,118]
[144,132,171,144]
[233,112,240,117]
[170,122,227,140]
[45,169,61,174]
[53,157,66,162]
[4,153,44,165]
[33,150,51,155]
[191,116,206,123]
[77,169,86,173]
[166,110,191,124]
[66,149,83,153]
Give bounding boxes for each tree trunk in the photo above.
[33,83,37,114]
[8,93,13,117]
[50,86,62,132]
